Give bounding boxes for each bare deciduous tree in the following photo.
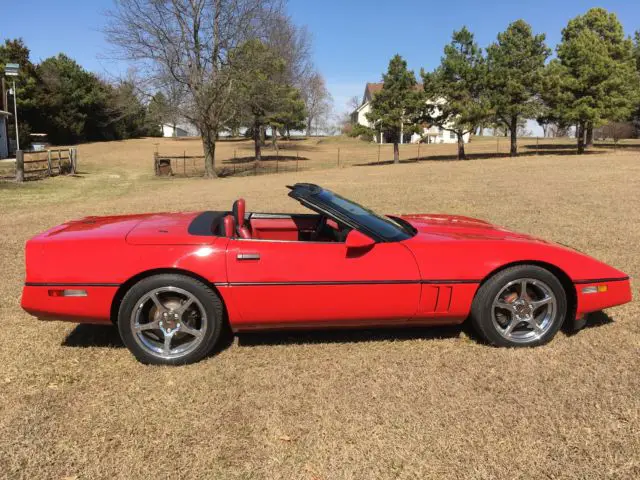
[105,0,283,177]
[266,13,313,87]
[301,72,332,136]
[347,95,361,112]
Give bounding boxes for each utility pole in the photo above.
[4,63,20,152]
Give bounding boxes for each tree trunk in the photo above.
[509,117,518,157]
[457,133,466,160]
[577,122,585,154]
[271,124,278,153]
[393,142,399,164]
[259,126,266,146]
[306,117,313,137]
[253,122,262,161]
[586,123,594,148]
[201,126,217,178]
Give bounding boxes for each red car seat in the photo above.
[232,199,251,239]
[223,215,236,237]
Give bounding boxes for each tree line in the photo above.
[362,7,640,161]
[0,39,162,148]
[105,0,332,177]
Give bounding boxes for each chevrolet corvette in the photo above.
[21,183,632,364]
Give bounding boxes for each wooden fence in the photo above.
[14,148,78,182]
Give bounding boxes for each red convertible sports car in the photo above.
[22,183,631,365]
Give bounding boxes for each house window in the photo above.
[450,131,457,140]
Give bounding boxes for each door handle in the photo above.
[237,253,260,261]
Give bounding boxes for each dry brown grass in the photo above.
[0,136,639,479]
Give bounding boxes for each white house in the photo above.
[161,122,199,138]
[351,83,470,145]
[0,110,10,159]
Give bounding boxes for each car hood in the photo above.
[399,214,542,242]
[35,212,205,245]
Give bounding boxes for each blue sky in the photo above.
[4,0,640,118]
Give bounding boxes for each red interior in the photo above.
[250,216,317,241]
[226,198,345,242]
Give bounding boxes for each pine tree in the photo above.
[366,55,420,163]
[421,28,490,160]
[549,8,639,153]
[229,40,288,161]
[486,20,550,156]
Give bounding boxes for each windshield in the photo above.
[315,189,414,241]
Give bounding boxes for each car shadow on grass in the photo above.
[61,323,235,358]
[62,324,124,348]
[563,310,614,336]
[60,311,612,352]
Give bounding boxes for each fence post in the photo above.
[153,152,158,175]
[417,142,421,161]
[276,156,279,174]
[536,136,539,155]
[58,150,62,174]
[47,150,52,176]
[377,144,381,163]
[71,148,77,174]
[16,150,24,182]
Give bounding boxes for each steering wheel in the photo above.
[309,215,327,241]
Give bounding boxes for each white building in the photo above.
[161,122,199,138]
[351,83,470,145]
[0,110,10,159]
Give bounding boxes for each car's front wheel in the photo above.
[118,274,223,365]
[470,265,567,347]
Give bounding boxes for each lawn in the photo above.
[0,136,638,479]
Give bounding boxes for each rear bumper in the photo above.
[21,284,117,324]
[575,277,632,317]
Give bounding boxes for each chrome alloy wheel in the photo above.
[491,278,557,344]
[130,286,207,360]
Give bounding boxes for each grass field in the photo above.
[0,136,639,479]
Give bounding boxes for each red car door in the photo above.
[225,238,421,329]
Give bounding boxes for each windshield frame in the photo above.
[288,183,415,242]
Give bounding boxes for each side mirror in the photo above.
[345,229,375,249]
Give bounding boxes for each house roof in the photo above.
[363,82,424,104]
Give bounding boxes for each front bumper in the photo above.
[575,277,632,318]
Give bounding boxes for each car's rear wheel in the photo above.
[118,274,223,365]
[470,265,567,347]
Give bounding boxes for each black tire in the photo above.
[118,274,224,365]
[470,265,567,347]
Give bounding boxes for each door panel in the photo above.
[226,239,420,328]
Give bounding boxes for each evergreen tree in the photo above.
[229,40,288,161]
[486,20,550,156]
[0,39,38,148]
[421,28,490,160]
[270,86,307,141]
[549,8,639,153]
[633,31,640,71]
[366,55,420,163]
